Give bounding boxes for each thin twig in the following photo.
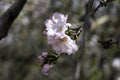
[91,0,115,16]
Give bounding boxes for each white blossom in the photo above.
[47,33,78,55]
[44,12,78,55]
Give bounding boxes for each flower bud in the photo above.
[38,55,44,62]
[42,52,48,58]
[41,64,51,75]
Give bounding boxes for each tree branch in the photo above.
[0,0,27,40]
[73,0,94,80]
[73,0,115,80]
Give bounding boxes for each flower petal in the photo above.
[45,19,54,28]
[52,12,68,23]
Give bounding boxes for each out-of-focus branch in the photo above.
[73,0,94,80]
[73,0,116,80]
[0,0,27,40]
[98,38,120,49]
[91,0,115,16]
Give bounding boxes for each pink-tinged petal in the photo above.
[45,28,55,36]
[41,52,48,58]
[63,36,78,55]
[38,56,44,62]
[52,12,68,23]
[52,12,61,23]
[41,64,51,74]
[45,19,54,28]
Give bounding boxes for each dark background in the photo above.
[0,0,120,80]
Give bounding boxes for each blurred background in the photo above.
[0,0,120,80]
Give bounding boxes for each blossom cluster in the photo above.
[44,12,78,55]
[38,12,78,74]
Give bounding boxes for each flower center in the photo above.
[59,37,67,43]
[57,26,63,32]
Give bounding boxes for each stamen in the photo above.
[59,37,67,43]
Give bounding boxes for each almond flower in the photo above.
[44,12,78,55]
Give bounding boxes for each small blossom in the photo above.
[112,58,120,69]
[41,64,51,75]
